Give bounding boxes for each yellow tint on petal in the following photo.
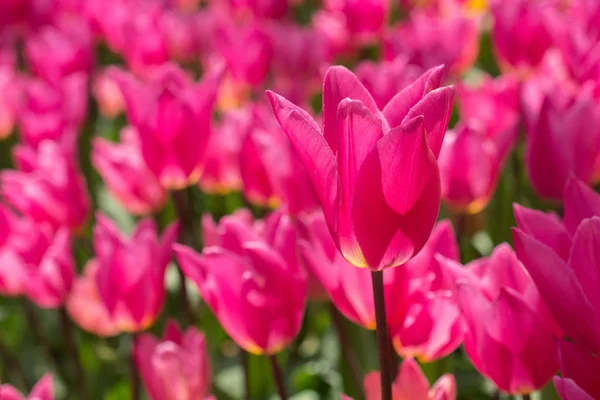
[341,244,368,269]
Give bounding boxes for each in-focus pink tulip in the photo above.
[0,206,74,308]
[0,374,54,400]
[92,126,167,216]
[356,56,423,109]
[324,0,390,40]
[239,102,320,214]
[438,122,510,214]
[522,79,600,201]
[92,214,179,332]
[25,18,94,83]
[17,73,88,148]
[176,210,307,355]
[66,261,120,337]
[456,73,520,147]
[1,140,90,231]
[118,63,222,189]
[490,0,557,74]
[135,320,212,400]
[363,358,456,400]
[452,244,560,394]
[268,65,455,270]
[384,10,480,76]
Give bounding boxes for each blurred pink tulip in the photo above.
[324,0,390,40]
[363,358,456,400]
[522,79,600,201]
[385,10,480,76]
[453,244,560,394]
[239,103,319,214]
[312,9,352,59]
[25,18,94,83]
[118,63,222,189]
[159,10,199,63]
[17,73,88,148]
[0,206,74,308]
[0,374,54,400]
[176,210,307,355]
[490,0,557,74]
[1,140,90,231]
[92,67,125,118]
[93,214,179,332]
[135,321,212,400]
[0,65,20,139]
[438,122,510,214]
[356,56,423,109]
[268,65,454,270]
[223,0,289,18]
[66,261,120,337]
[92,126,168,215]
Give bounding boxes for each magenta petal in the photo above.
[266,91,339,225]
[29,374,54,400]
[513,203,572,261]
[382,65,445,128]
[563,177,600,235]
[554,377,595,400]
[322,65,383,152]
[402,86,456,159]
[512,228,597,353]
[394,358,430,400]
[559,339,600,399]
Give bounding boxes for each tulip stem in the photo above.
[130,332,140,400]
[371,270,393,400]
[241,349,251,400]
[172,188,197,326]
[59,307,86,398]
[329,303,363,395]
[522,395,531,400]
[269,355,287,400]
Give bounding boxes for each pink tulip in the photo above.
[222,0,289,18]
[0,206,74,308]
[554,377,594,400]
[93,214,179,332]
[311,9,352,59]
[135,321,212,400]
[268,65,455,270]
[0,64,19,139]
[453,244,560,394]
[490,0,557,74]
[92,126,168,216]
[522,79,600,200]
[562,176,600,235]
[456,73,520,147]
[362,358,456,400]
[438,122,510,214]
[66,261,120,337]
[323,0,390,40]
[384,10,480,76]
[92,67,125,118]
[356,56,423,109]
[0,374,54,400]
[239,103,320,214]
[1,140,90,231]
[159,10,199,63]
[17,73,88,148]
[25,18,94,83]
[176,210,307,355]
[118,63,222,189]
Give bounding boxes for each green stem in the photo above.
[241,349,251,400]
[131,332,140,400]
[371,270,392,400]
[329,303,363,397]
[269,355,287,400]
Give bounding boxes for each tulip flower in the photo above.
[0,374,54,400]
[176,210,307,355]
[0,64,20,139]
[453,244,560,394]
[92,67,125,118]
[224,0,289,19]
[384,9,480,76]
[92,126,168,216]
[456,73,520,147]
[17,73,88,148]
[312,9,352,59]
[490,0,557,74]
[159,10,199,63]
[118,63,222,189]
[66,261,120,337]
[356,56,423,109]
[268,65,454,270]
[323,0,390,40]
[562,176,600,235]
[362,358,457,400]
[239,103,320,214]
[522,81,600,201]
[1,140,90,231]
[25,18,94,83]
[438,122,510,214]
[554,377,595,400]
[134,321,213,400]
[92,214,179,332]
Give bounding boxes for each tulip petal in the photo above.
[554,377,595,400]
[267,91,339,225]
[394,358,430,400]
[364,372,383,400]
[559,339,600,399]
[513,228,597,352]
[323,66,383,152]
[563,177,600,235]
[29,374,54,400]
